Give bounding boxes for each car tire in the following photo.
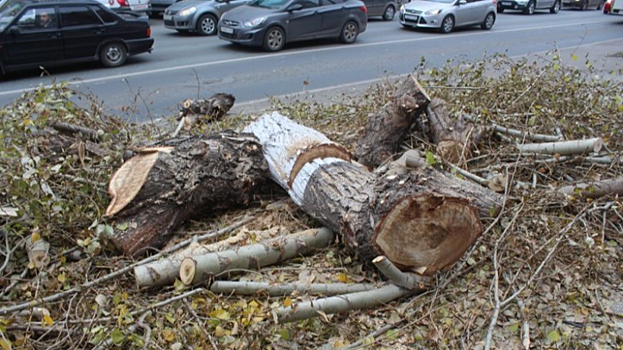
[596,0,603,8]
[481,12,495,30]
[197,14,217,36]
[523,0,535,14]
[550,0,560,12]
[339,21,359,44]
[263,26,286,51]
[497,5,504,13]
[100,42,127,68]
[439,15,454,33]
[382,5,396,20]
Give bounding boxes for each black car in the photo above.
[217,0,367,51]
[0,0,154,74]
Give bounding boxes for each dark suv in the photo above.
[0,0,154,74]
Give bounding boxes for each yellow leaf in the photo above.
[336,273,348,283]
[0,339,11,350]
[31,232,41,243]
[214,326,225,338]
[57,273,66,283]
[571,54,578,61]
[43,314,53,326]
[162,329,175,342]
[283,297,292,308]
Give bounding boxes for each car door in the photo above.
[59,5,107,60]
[3,7,63,66]
[454,0,481,25]
[287,0,322,40]
[469,0,490,23]
[317,0,345,35]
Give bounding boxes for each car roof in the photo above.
[2,0,101,7]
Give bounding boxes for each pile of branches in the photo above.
[0,52,622,350]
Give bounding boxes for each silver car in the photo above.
[164,0,249,35]
[399,0,496,33]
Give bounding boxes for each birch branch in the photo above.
[516,138,604,155]
[276,284,412,323]
[372,256,426,290]
[558,177,623,199]
[209,281,376,296]
[491,123,562,142]
[179,228,334,286]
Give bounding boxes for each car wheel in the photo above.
[100,42,127,68]
[339,21,359,44]
[580,0,588,9]
[481,12,495,30]
[523,0,535,14]
[439,15,454,33]
[197,14,217,36]
[263,26,285,51]
[382,5,396,20]
[596,0,603,9]
[497,4,504,13]
[550,0,560,12]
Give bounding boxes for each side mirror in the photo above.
[288,3,303,11]
[8,26,19,35]
[458,0,466,4]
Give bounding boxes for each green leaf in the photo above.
[385,329,398,340]
[111,329,125,345]
[117,223,129,231]
[547,329,561,343]
[571,54,578,61]
[279,328,292,341]
[425,151,436,166]
[508,323,519,333]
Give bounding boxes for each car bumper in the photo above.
[497,1,530,9]
[399,12,443,29]
[164,14,195,30]
[126,38,155,55]
[217,25,266,46]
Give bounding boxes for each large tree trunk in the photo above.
[245,113,503,276]
[354,75,431,168]
[105,131,267,257]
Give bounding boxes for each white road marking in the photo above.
[0,18,617,98]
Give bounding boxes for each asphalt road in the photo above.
[0,8,621,121]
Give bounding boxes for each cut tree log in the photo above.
[245,113,504,276]
[558,177,623,199]
[178,228,334,285]
[426,98,485,164]
[209,281,376,296]
[105,131,267,257]
[517,138,604,155]
[355,75,431,168]
[178,93,236,131]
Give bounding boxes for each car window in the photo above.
[294,0,319,8]
[60,6,102,27]
[248,0,290,9]
[91,5,118,23]
[17,7,57,30]
[322,0,345,4]
[0,0,26,31]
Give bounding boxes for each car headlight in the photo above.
[178,7,196,16]
[424,9,442,15]
[243,16,266,27]
[400,5,405,12]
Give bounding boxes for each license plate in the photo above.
[502,1,512,4]
[164,14,172,20]
[220,26,234,34]
[133,3,148,9]
[405,14,419,20]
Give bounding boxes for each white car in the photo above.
[399,0,496,33]
[94,0,152,13]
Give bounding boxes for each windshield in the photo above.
[248,0,290,9]
[0,0,26,32]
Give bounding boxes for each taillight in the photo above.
[117,0,129,6]
[360,5,367,13]
[146,27,151,37]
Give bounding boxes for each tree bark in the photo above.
[426,98,486,164]
[105,131,267,257]
[178,93,235,130]
[517,138,604,155]
[245,113,503,276]
[354,75,431,168]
